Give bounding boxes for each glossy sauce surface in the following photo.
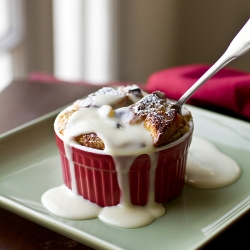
[185,136,241,189]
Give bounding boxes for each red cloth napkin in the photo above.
[146,64,250,120]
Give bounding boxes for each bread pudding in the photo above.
[56,85,192,151]
[43,85,193,228]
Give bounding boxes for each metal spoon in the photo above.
[172,19,250,115]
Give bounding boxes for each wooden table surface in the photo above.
[0,79,249,249]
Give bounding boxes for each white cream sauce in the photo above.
[41,88,241,228]
[66,107,155,156]
[41,185,101,219]
[42,91,166,228]
[97,152,164,228]
[185,136,241,189]
[42,150,165,228]
[41,184,165,228]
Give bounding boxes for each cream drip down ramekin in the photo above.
[54,118,193,207]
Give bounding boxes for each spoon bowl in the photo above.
[173,19,250,115]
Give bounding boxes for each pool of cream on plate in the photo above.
[42,93,241,229]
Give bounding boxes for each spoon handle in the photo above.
[175,18,250,113]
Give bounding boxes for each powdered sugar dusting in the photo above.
[118,85,142,97]
[90,87,124,97]
[131,91,172,117]
[80,97,93,107]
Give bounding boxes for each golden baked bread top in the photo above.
[56,85,192,152]
[129,91,191,146]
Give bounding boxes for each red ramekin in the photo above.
[55,120,193,207]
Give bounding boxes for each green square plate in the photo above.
[0,105,249,250]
